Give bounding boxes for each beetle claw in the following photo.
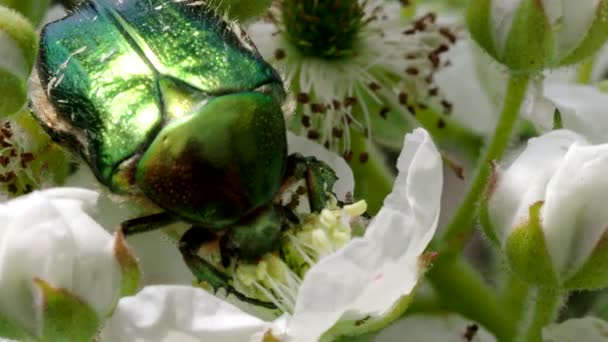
[179,227,276,309]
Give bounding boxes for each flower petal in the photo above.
[488,130,587,242]
[287,132,354,199]
[546,0,597,58]
[435,40,499,136]
[544,82,608,144]
[126,232,194,286]
[373,314,496,342]
[65,166,193,286]
[543,142,608,278]
[543,316,608,341]
[0,188,121,335]
[288,128,442,341]
[101,285,269,342]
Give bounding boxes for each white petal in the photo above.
[543,0,598,58]
[543,142,608,278]
[127,232,193,286]
[544,82,608,144]
[490,0,521,54]
[65,165,193,286]
[435,40,499,136]
[488,130,587,242]
[101,286,269,342]
[288,129,442,341]
[287,132,354,199]
[373,314,496,342]
[0,188,121,334]
[543,316,608,341]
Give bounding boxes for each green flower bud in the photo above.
[0,6,37,117]
[467,0,608,73]
[0,0,49,26]
[483,130,608,290]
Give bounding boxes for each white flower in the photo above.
[486,129,608,289]
[529,82,608,144]
[543,316,608,341]
[0,188,139,341]
[249,0,457,152]
[101,128,443,341]
[468,0,608,73]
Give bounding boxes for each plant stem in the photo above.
[501,272,530,320]
[439,75,529,249]
[517,288,562,342]
[348,130,394,214]
[426,257,515,341]
[576,58,594,84]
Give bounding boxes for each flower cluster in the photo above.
[4,0,608,341]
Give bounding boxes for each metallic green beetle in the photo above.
[32,0,337,307]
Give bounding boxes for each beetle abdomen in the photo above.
[136,90,286,228]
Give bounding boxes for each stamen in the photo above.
[214,198,368,316]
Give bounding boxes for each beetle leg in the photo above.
[282,153,338,213]
[120,212,178,236]
[179,227,276,309]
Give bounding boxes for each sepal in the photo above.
[34,278,100,342]
[504,201,558,288]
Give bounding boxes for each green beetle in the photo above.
[31,0,338,307]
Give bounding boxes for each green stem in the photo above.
[426,257,515,341]
[348,130,394,214]
[501,272,530,319]
[439,75,529,249]
[517,288,562,342]
[576,58,594,84]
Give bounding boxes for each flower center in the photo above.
[281,0,368,59]
[234,198,368,314]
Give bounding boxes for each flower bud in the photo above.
[467,0,608,73]
[0,0,50,26]
[0,6,37,117]
[0,188,140,341]
[484,130,608,289]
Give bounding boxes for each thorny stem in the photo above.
[517,288,563,342]
[426,257,515,341]
[576,58,595,84]
[501,272,530,323]
[424,75,529,341]
[438,74,530,250]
